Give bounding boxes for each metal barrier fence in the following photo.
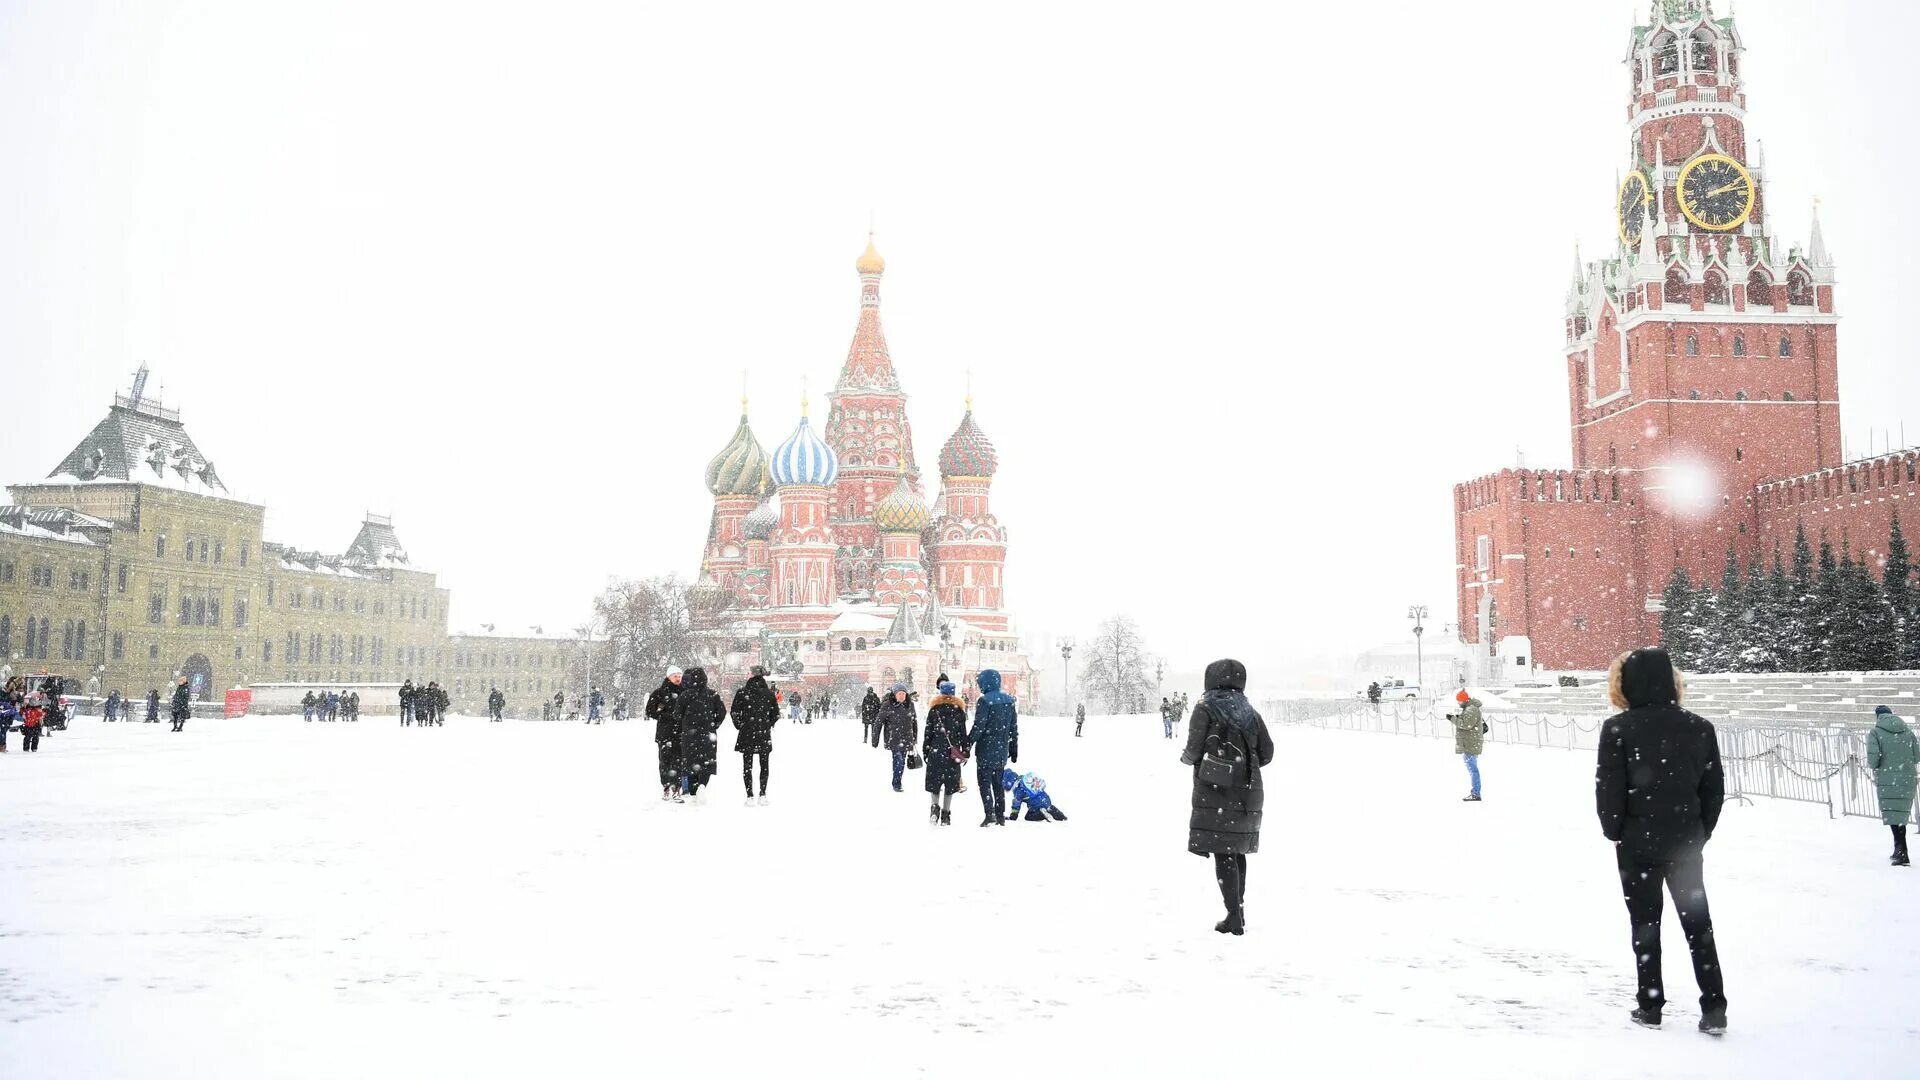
[1266,697,1909,824]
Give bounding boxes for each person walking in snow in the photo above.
[20,691,46,752]
[348,691,360,722]
[862,685,881,746]
[0,693,16,753]
[1595,647,1728,1036]
[588,686,605,724]
[302,690,317,722]
[1074,702,1086,738]
[399,680,415,726]
[1180,658,1274,936]
[647,667,685,801]
[968,670,1019,825]
[1868,704,1918,867]
[146,688,160,724]
[731,666,780,805]
[877,683,918,793]
[488,687,505,722]
[169,677,192,732]
[1450,689,1486,802]
[923,680,969,826]
[673,667,726,804]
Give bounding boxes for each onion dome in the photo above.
[688,562,726,611]
[704,408,770,496]
[873,470,930,533]
[770,404,839,487]
[855,232,886,275]
[743,495,778,541]
[937,403,998,478]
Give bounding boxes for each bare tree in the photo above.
[593,575,696,693]
[1078,615,1154,714]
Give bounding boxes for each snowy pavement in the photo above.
[3,712,1915,1078]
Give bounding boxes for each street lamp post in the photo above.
[1059,638,1075,718]
[1407,604,1429,695]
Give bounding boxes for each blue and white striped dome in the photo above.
[770,413,839,487]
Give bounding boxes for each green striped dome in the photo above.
[705,412,770,496]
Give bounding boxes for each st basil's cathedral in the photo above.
[686,235,1033,703]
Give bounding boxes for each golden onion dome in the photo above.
[855,232,886,275]
[872,469,930,533]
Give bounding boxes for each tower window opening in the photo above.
[1703,269,1729,306]
[1655,37,1679,76]
[1735,448,1744,461]
[1689,389,1702,400]
[1783,391,1796,401]
[1747,270,1773,308]
[1691,33,1718,74]
[1732,334,1746,357]
[1779,335,1793,358]
[1735,390,1748,401]
[1788,269,1815,306]
[1686,333,1699,356]
[1665,266,1690,306]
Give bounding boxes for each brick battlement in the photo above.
[1455,468,1636,513]
[1756,448,1920,519]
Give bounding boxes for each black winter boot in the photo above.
[1698,1009,1727,1036]
[1630,1007,1661,1029]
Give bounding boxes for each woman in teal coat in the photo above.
[1869,705,1918,867]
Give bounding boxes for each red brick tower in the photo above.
[824,234,923,600]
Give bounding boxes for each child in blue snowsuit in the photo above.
[1001,767,1068,822]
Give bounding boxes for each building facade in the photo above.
[1452,1,1891,676]
[688,236,1033,703]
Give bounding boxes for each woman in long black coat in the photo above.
[673,667,727,804]
[1179,658,1275,936]
[922,680,969,827]
[646,668,684,800]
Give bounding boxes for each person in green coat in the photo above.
[1868,705,1917,867]
[1450,689,1486,802]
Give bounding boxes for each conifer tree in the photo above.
[1831,547,1898,671]
[1812,532,1841,670]
[1659,567,1699,671]
[1781,526,1818,671]
[1702,547,1745,673]
[1742,554,1780,672]
[1887,515,1917,667]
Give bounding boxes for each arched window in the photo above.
[1686,333,1699,356]
[840,638,852,651]
[1703,269,1730,306]
[1747,270,1772,308]
[1732,334,1746,357]
[1655,36,1679,76]
[856,637,867,651]
[1779,334,1793,358]
[1788,269,1815,306]
[1665,265,1690,305]
[1691,32,1718,74]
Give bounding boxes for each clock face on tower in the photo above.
[1677,154,1755,232]
[1617,171,1653,248]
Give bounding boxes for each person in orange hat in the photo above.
[1448,688,1486,801]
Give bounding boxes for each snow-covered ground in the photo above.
[4,711,1915,1078]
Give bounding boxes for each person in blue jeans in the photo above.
[969,669,1019,826]
[1450,689,1485,802]
[877,683,917,793]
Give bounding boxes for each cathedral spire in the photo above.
[1808,198,1831,266]
[837,233,900,392]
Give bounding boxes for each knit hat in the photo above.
[1876,704,1895,717]
[665,665,683,679]
[1455,689,1471,704]
[938,681,956,695]
[751,665,768,678]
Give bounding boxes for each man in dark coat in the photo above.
[673,667,727,804]
[488,687,505,722]
[968,669,1019,825]
[862,686,882,746]
[1180,658,1274,936]
[169,677,192,732]
[923,680,969,826]
[399,680,415,726]
[646,667,685,800]
[146,689,160,723]
[730,666,780,804]
[877,683,918,793]
[1595,647,1728,1035]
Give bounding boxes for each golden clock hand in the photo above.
[1705,181,1745,198]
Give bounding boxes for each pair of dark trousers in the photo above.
[1616,847,1727,1015]
[741,749,770,796]
[1214,852,1247,921]
[977,758,1007,818]
[22,727,42,751]
[170,719,185,732]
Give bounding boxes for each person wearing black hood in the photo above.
[1180,659,1274,936]
[169,677,193,732]
[647,667,685,801]
[731,666,780,805]
[1595,647,1728,1036]
[862,686,882,747]
[674,667,727,805]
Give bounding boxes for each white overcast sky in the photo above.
[3,0,1916,682]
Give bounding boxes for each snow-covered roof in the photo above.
[0,505,112,547]
[36,390,231,496]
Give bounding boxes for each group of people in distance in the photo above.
[398,679,447,727]
[300,689,361,722]
[866,670,1022,826]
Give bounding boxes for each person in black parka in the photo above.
[862,686,882,746]
[647,667,685,800]
[1180,658,1275,936]
[877,683,919,793]
[674,667,727,804]
[1595,647,1728,1035]
[731,666,780,803]
[169,678,193,732]
[923,680,969,826]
